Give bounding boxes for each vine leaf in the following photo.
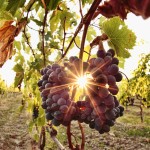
[0,0,9,10]
[101,17,136,58]
[0,10,13,21]
[13,63,24,88]
[82,0,93,6]
[6,0,26,16]
[0,20,27,67]
[48,0,61,10]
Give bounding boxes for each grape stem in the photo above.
[98,40,104,51]
[119,71,129,82]
[90,33,108,48]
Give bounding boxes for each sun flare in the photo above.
[76,75,87,88]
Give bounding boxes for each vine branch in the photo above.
[62,17,67,55]
[67,123,74,149]
[41,0,47,10]
[38,126,45,150]
[78,121,85,150]
[23,1,36,58]
[60,0,102,60]
[79,0,83,19]
[41,9,48,66]
[79,24,88,60]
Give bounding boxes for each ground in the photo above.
[0,93,150,150]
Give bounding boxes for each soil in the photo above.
[0,93,149,150]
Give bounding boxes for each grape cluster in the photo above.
[38,64,77,126]
[74,49,124,133]
[38,48,124,134]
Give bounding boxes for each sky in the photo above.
[0,13,150,86]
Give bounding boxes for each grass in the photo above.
[127,127,150,137]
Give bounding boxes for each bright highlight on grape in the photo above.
[76,75,87,88]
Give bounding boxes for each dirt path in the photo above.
[0,93,149,150]
[0,93,38,150]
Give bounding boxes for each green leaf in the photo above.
[50,11,60,33]
[48,0,61,10]
[101,17,136,58]
[14,72,24,87]
[87,26,96,42]
[0,0,8,10]
[82,0,93,6]
[118,57,125,68]
[31,18,43,26]
[14,41,21,51]
[13,64,24,72]
[75,36,81,48]
[6,0,26,15]
[0,10,14,20]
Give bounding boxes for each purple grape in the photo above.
[104,94,114,106]
[107,49,115,57]
[98,87,109,98]
[38,80,43,87]
[52,64,60,71]
[108,84,119,95]
[57,98,67,105]
[59,105,68,113]
[97,50,106,58]
[52,94,61,102]
[46,98,54,106]
[108,64,119,75]
[94,58,105,67]
[114,72,123,82]
[112,57,119,65]
[107,75,116,86]
[96,74,108,85]
[46,112,54,120]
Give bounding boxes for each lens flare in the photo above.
[76,75,87,88]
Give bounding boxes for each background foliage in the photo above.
[0,0,149,144]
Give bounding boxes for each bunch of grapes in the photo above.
[38,64,77,126]
[37,48,124,134]
[73,49,124,133]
